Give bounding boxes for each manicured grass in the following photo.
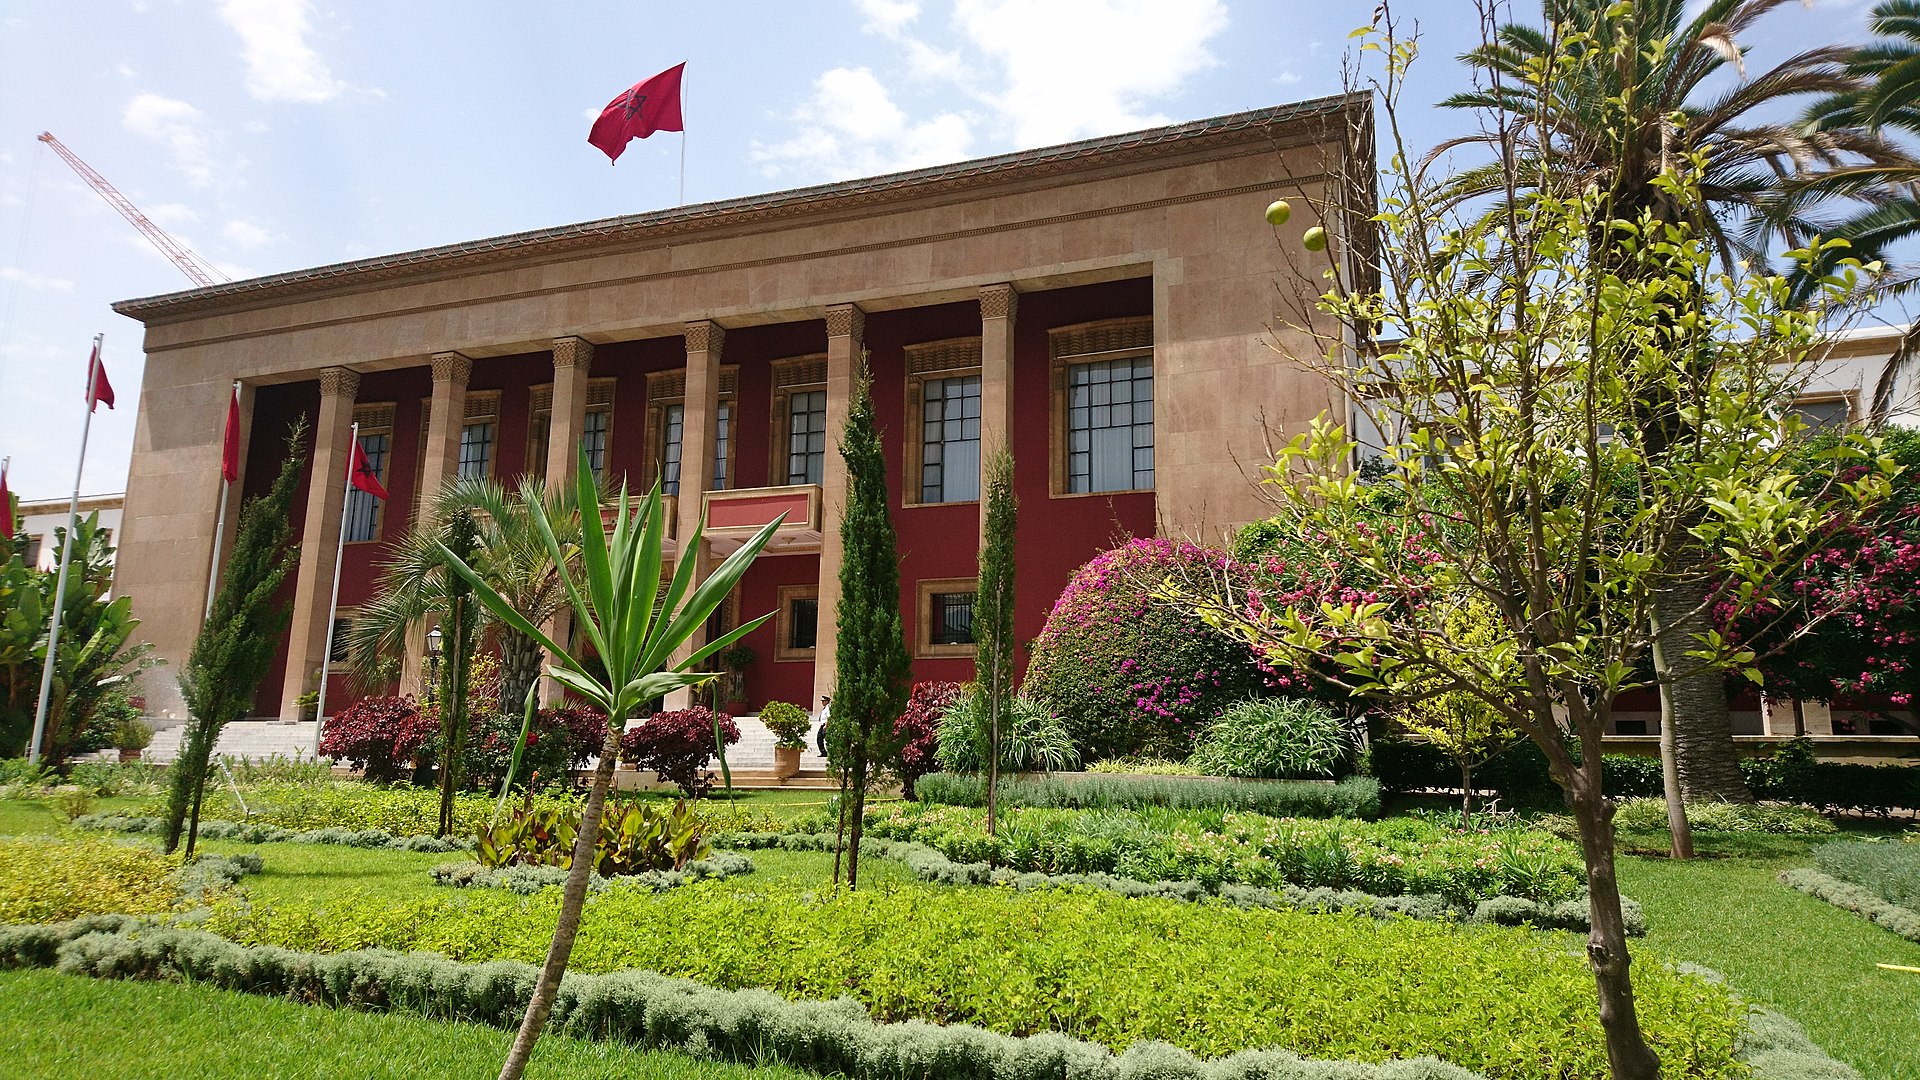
[0,968,813,1080]
[1620,850,1920,1080]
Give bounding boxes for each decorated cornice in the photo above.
[551,336,593,370]
[430,351,472,384]
[318,367,360,398]
[825,304,864,340]
[685,320,726,355]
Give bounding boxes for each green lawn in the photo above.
[0,967,813,1080]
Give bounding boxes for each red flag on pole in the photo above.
[349,437,388,500]
[85,342,115,411]
[220,386,242,483]
[588,63,685,164]
[0,461,12,541]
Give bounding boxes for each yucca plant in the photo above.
[439,449,780,1080]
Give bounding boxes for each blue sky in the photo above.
[0,0,1895,499]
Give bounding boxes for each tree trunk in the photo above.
[1652,584,1751,803]
[494,725,621,1080]
[1647,601,1696,859]
[499,631,544,723]
[1567,763,1662,1080]
[847,757,867,890]
[184,768,209,859]
[832,770,849,886]
[1460,760,1474,826]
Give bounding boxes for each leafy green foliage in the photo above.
[1187,697,1352,779]
[932,691,1079,773]
[1610,799,1836,836]
[473,799,711,876]
[975,446,1017,828]
[23,513,154,766]
[167,425,305,853]
[1026,538,1277,761]
[193,880,1746,1078]
[460,705,604,794]
[142,779,579,837]
[858,803,1582,904]
[913,771,1381,819]
[757,701,811,749]
[0,836,178,923]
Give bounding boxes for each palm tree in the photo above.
[1434,0,1914,807]
[346,475,582,714]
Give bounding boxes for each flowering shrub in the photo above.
[1025,539,1281,761]
[461,706,607,793]
[858,803,1584,904]
[894,681,962,798]
[619,707,740,797]
[319,696,435,783]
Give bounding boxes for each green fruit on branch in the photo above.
[1302,226,1327,252]
[1265,200,1291,226]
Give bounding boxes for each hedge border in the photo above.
[914,772,1383,820]
[74,814,466,853]
[427,853,756,895]
[720,832,1645,935]
[1779,868,1920,943]
[0,916,1486,1080]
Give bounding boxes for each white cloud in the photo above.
[953,0,1228,146]
[753,66,974,179]
[0,267,75,291]
[122,93,219,186]
[116,63,137,80]
[146,203,201,227]
[222,219,274,249]
[217,0,343,103]
[855,0,921,37]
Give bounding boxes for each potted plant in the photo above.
[759,700,811,779]
[294,690,320,723]
[716,642,754,709]
[111,716,153,763]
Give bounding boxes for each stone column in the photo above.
[541,337,593,704]
[665,321,725,710]
[402,351,471,698]
[813,303,862,710]
[978,284,1018,545]
[281,367,359,719]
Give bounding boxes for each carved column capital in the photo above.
[824,303,864,340]
[317,367,360,398]
[430,351,472,384]
[551,336,594,370]
[980,283,1019,322]
[684,320,726,355]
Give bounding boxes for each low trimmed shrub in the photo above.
[318,696,435,783]
[1610,799,1837,835]
[1085,758,1206,776]
[139,780,581,837]
[429,851,754,895]
[0,917,1493,1080]
[1746,739,1920,814]
[758,700,813,749]
[0,837,179,923]
[195,881,1743,1077]
[1780,867,1920,944]
[932,692,1080,775]
[1187,697,1353,779]
[620,707,741,797]
[914,772,1382,819]
[858,803,1583,903]
[75,813,468,854]
[474,798,711,876]
[1811,838,1920,909]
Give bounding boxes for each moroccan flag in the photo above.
[588,63,685,164]
[0,461,11,541]
[220,385,242,483]
[86,343,115,411]
[349,437,388,500]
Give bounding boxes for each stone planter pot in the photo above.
[117,748,143,763]
[773,745,802,779]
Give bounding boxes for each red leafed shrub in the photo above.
[320,696,435,784]
[895,681,963,799]
[461,705,609,792]
[619,707,740,797]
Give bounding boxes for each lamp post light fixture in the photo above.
[425,626,443,708]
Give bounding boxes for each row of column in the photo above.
[272,285,1018,720]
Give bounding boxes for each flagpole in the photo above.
[203,380,240,619]
[312,421,357,757]
[28,333,103,766]
[678,64,688,205]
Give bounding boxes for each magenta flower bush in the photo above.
[1025,539,1284,761]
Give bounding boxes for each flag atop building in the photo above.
[349,437,388,500]
[86,342,114,410]
[588,63,685,164]
[0,460,12,541]
[220,385,242,483]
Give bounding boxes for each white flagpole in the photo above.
[204,380,240,619]
[311,421,358,756]
[29,333,103,766]
[678,65,688,206]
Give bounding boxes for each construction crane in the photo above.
[37,131,229,289]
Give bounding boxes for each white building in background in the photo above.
[1799,321,1920,431]
[16,493,124,574]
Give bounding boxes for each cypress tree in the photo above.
[165,419,307,856]
[826,358,910,889]
[974,447,1016,838]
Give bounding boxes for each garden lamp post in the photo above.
[426,626,443,709]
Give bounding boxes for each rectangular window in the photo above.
[526,381,614,485]
[713,403,731,491]
[775,585,820,661]
[458,421,494,479]
[1066,356,1153,493]
[344,430,389,543]
[661,402,686,495]
[1787,396,1851,432]
[648,368,735,495]
[916,577,979,657]
[921,374,981,503]
[787,389,828,485]
[328,616,353,663]
[582,408,609,480]
[930,591,975,645]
